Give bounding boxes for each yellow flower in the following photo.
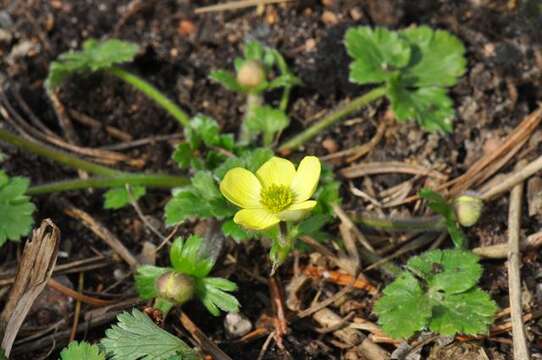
[220,156,321,231]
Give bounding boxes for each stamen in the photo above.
[260,184,294,213]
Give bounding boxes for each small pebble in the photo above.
[224,312,253,338]
[322,137,338,153]
[321,10,338,25]
[305,38,316,52]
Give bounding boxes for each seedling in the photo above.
[279,25,466,152]
[0,170,36,246]
[46,38,190,126]
[374,249,497,339]
[135,235,239,316]
[59,310,199,360]
[210,40,301,145]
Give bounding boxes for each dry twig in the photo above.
[506,166,530,359]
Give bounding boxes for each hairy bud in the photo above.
[155,271,195,305]
[236,60,266,88]
[453,193,483,227]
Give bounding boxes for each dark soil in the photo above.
[1,0,542,359]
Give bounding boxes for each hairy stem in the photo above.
[0,128,121,177]
[239,92,262,144]
[278,86,387,153]
[27,174,188,195]
[108,67,190,126]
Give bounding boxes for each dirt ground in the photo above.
[1,0,542,359]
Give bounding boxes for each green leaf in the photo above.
[185,115,222,148]
[243,41,265,62]
[345,27,411,85]
[419,188,467,248]
[388,82,455,132]
[46,38,139,90]
[60,341,105,360]
[375,249,497,339]
[169,236,214,278]
[0,171,35,246]
[191,171,221,201]
[374,272,432,339]
[172,143,194,169]
[101,309,198,360]
[195,277,239,316]
[135,265,170,300]
[407,249,482,294]
[165,187,213,225]
[213,148,273,179]
[103,186,146,210]
[400,26,466,87]
[221,219,252,242]
[209,70,243,92]
[245,106,289,144]
[429,288,497,336]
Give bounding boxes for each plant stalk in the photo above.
[0,128,121,177]
[278,86,387,153]
[108,67,190,127]
[239,92,262,144]
[355,214,446,232]
[27,174,188,195]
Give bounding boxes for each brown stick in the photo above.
[0,220,60,357]
[506,167,530,359]
[473,231,542,258]
[179,312,232,360]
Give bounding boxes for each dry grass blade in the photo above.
[179,311,233,360]
[449,106,542,196]
[195,0,293,14]
[340,161,447,180]
[473,231,542,259]
[0,219,60,357]
[506,164,530,359]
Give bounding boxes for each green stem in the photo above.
[239,92,262,144]
[278,86,386,152]
[108,67,190,127]
[355,215,446,232]
[279,86,291,112]
[27,173,188,195]
[0,128,121,177]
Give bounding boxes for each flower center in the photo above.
[260,184,294,213]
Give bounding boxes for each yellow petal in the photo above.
[291,156,321,202]
[234,208,280,230]
[220,167,262,208]
[278,200,317,221]
[256,157,296,188]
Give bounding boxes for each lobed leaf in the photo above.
[46,38,139,90]
[103,186,146,210]
[195,277,240,316]
[169,235,214,278]
[60,341,105,360]
[0,171,35,246]
[101,309,198,360]
[345,27,411,85]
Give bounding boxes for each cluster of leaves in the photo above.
[210,41,301,145]
[135,235,239,316]
[419,188,467,248]
[0,170,35,246]
[374,249,497,339]
[345,25,466,132]
[46,38,139,91]
[59,309,199,360]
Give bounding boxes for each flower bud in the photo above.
[453,193,483,227]
[236,60,266,88]
[155,271,195,305]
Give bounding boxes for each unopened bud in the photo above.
[155,271,195,305]
[236,60,266,88]
[453,193,483,227]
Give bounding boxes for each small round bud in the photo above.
[155,272,195,305]
[453,193,483,227]
[236,60,266,88]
